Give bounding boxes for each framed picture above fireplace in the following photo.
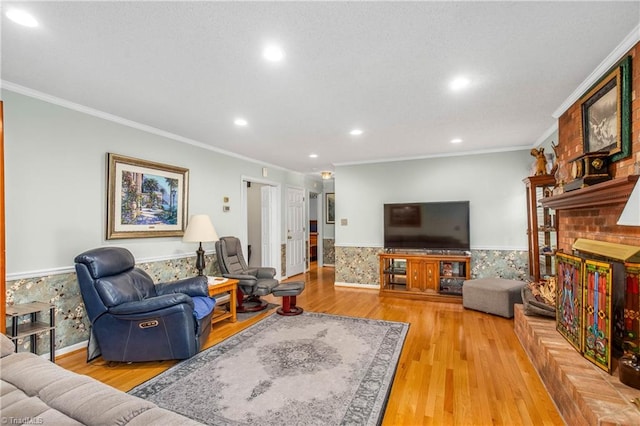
[580,55,631,163]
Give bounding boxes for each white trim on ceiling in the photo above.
[553,23,640,119]
[0,80,293,174]
[333,144,532,167]
[2,81,537,172]
[533,122,559,148]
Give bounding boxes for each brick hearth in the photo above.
[514,304,640,425]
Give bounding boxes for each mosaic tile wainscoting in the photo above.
[323,238,335,265]
[335,247,381,286]
[470,249,529,281]
[335,247,529,287]
[6,253,220,356]
[280,243,287,277]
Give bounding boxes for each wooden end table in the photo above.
[208,277,238,324]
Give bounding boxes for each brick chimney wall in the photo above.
[556,42,640,252]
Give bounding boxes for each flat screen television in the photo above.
[383,201,470,251]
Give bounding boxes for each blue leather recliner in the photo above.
[74,247,214,362]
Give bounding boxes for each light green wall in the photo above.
[3,89,539,352]
[4,88,535,281]
[334,150,532,250]
[3,89,321,275]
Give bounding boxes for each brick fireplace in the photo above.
[515,41,640,424]
[558,202,640,249]
[553,41,640,251]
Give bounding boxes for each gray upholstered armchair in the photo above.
[215,236,279,312]
[75,247,214,362]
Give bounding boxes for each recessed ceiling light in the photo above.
[450,77,470,91]
[263,44,285,62]
[451,138,463,144]
[6,9,38,27]
[234,118,248,126]
[349,129,363,136]
[309,153,318,158]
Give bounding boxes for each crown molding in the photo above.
[533,123,559,148]
[553,24,640,119]
[0,81,294,174]
[334,144,532,167]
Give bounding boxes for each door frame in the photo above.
[1,101,5,332]
[240,175,282,279]
[307,189,323,269]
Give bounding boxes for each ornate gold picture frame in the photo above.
[107,153,189,239]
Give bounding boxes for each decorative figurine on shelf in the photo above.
[554,162,567,195]
[530,148,548,176]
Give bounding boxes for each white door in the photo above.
[286,187,305,277]
[241,177,282,278]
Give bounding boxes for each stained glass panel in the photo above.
[583,259,613,372]
[556,253,583,352]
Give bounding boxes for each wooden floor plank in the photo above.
[56,266,564,425]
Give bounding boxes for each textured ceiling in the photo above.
[2,1,639,176]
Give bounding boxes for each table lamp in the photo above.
[183,214,219,276]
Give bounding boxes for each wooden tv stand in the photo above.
[379,252,470,304]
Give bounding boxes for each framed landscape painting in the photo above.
[107,153,189,239]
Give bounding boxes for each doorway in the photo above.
[308,191,322,270]
[242,177,281,278]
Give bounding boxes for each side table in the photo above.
[6,301,56,362]
[208,277,238,324]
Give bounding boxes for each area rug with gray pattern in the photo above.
[129,312,409,425]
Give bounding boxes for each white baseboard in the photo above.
[334,282,378,290]
[33,339,87,361]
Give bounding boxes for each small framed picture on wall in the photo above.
[325,192,335,224]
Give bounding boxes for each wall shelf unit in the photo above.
[379,252,470,304]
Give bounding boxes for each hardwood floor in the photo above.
[57,266,564,425]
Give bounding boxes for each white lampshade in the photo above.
[617,181,640,226]
[183,214,219,242]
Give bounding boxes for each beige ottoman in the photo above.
[462,278,526,318]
